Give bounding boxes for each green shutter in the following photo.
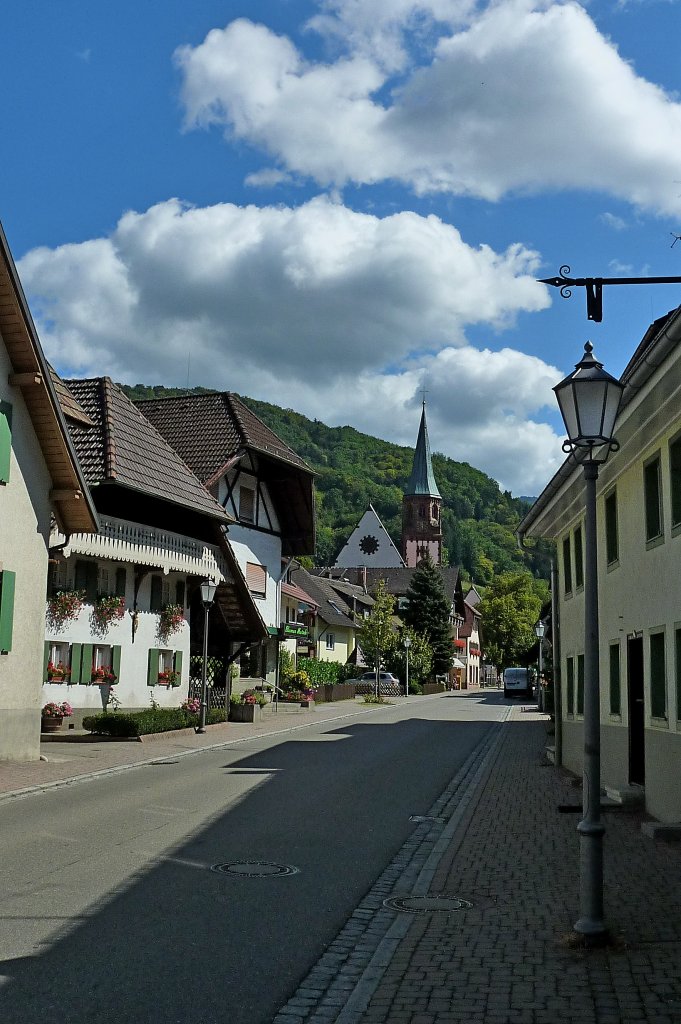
[566,657,574,715]
[609,643,621,715]
[70,643,83,683]
[147,648,160,686]
[111,645,121,685]
[173,650,183,686]
[80,643,94,684]
[75,560,98,602]
[44,641,51,681]
[650,632,667,718]
[577,654,584,715]
[0,570,16,652]
[0,401,12,484]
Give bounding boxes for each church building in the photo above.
[401,402,442,567]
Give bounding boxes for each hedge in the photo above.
[82,707,226,737]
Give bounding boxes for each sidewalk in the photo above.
[355,705,681,1024]
[272,703,681,1024]
[0,698,405,801]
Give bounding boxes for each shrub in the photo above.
[297,658,342,685]
[408,680,424,695]
[82,706,227,736]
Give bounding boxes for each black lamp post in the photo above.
[553,341,624,940]
[404,635,411,697]
[196,579,217,734]
[535,620,545,711]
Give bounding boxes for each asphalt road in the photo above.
[0,692,506,1024]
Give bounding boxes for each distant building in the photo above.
[401,402,442,567]
[334,505,405,569]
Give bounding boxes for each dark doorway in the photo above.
[627,636,645,786]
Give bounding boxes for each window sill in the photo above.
[650,716,669,729]
[672,522,681,539]
[608,713,622,722]
[645,534,665,551]
[606,559,620,573]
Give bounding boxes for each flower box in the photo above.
[229,703,262,723]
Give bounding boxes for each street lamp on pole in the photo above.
[554,341,624,941]
[404,636,412,697]
[196,579,218,734]
[535,620,545,711]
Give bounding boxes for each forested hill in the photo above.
[122,384,550,583]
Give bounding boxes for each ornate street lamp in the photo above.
[554,341,624,941]
[535,620,545,711]
[196,579,218,734]
[404,635,412,697]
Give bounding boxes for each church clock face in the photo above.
[359,534,379,555]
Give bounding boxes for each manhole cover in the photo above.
[383,894,473,914]
[409,815,445,823]
[211,861,299,877]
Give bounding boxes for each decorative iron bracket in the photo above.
[539,266,681,322]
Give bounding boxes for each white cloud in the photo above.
[600,212,627,231]
[244,168,294,188]
[176,3,681,215]
[18,194,555,493]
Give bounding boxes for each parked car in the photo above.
[347,671,401,693]
[502,666,532,698]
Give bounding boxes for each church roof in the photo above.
[405,403,441,498]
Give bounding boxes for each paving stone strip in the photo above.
[272,708,511,1024]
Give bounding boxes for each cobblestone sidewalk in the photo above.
[276,706,681,1024]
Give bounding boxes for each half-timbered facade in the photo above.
[138,392,315,686]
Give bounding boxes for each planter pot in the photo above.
[229,703,262,723]
[299,700,314,709]
[41,716,63,733]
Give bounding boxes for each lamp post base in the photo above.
[569,925,612,948]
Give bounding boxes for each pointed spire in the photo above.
[405,402,441,498]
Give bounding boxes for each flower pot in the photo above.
[229,703,261,723]
[41,716,63,733]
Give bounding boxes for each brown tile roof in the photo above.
[291,567,357,629]
[136,392,311,484]
[63,378,230,523]
[137,391,315,555]
[317,565,462,605]
[48,366,93,426]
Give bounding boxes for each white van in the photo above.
[503,667,531,698]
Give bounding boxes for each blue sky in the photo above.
[3,0,681,495]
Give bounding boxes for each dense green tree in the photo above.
[401,556,453,676]
[478,572,550,672]
[356,580,396,677]
[385,628,433,689]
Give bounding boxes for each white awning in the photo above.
[452,658,465,669]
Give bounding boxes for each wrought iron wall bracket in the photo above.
[539,267,681,322]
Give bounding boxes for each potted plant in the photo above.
[157,604,184,644]
[41,701,74,733]
[229,690,265,723]
[46,589,85,632]
[91,666,117,685]
[90,594,125,637]
[46,661,71,683]
[157,669,180,687]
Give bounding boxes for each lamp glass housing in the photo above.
[535,621,545,639]
[200,579,218,606]
[554,342,624,448]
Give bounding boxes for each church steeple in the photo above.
[405,402,441,499]
[401,402,443,566]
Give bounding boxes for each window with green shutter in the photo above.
[147,648,160,686]
[644,456,663,543]
[566,657,574,716]
[173,650,183,687]
[675,628,681,725]
[605,490,619,565]
[670,436,681,531]
[609,643,621,715]
[0,401,12,484]
[562,537,572,596]
[650,631,667,719]
[0,570,16,652]
[574,525,584,590]
[577,654,585,716]
[115,568,127,598]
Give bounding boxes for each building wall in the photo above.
[0,344,53,759]
[556,367,681,822]
[313,621,353,665]
[41,559,191,724]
